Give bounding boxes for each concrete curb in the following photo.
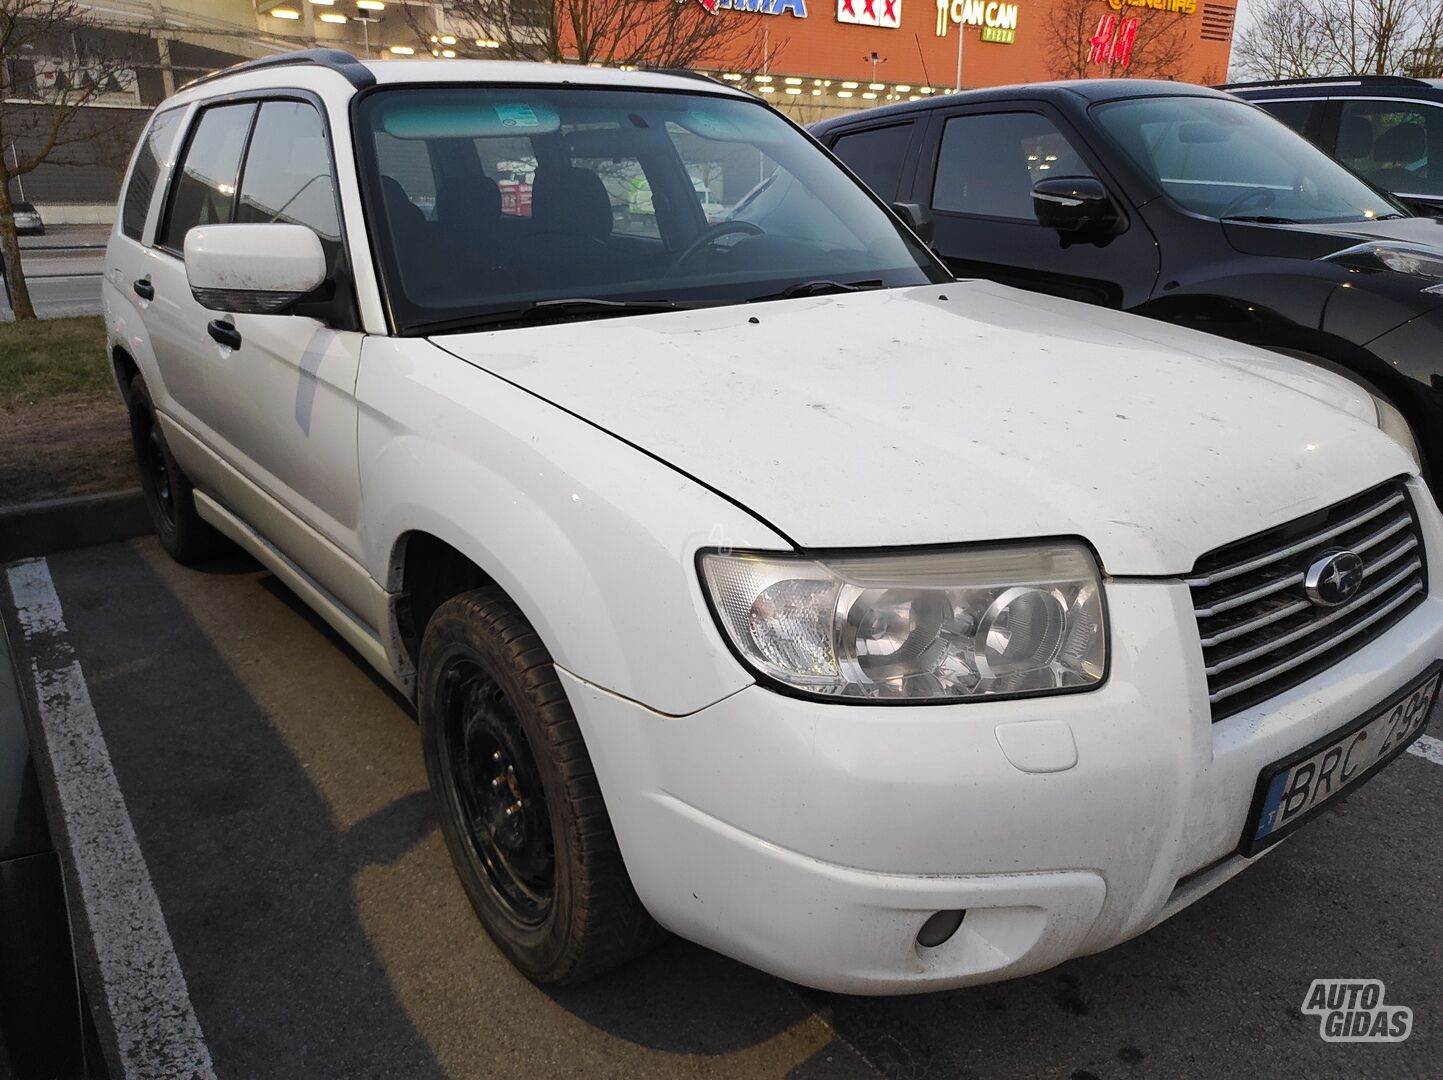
[0,490,151,562]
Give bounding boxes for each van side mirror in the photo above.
[1032,177,1123,236]
[891,201,934,244]
[184,224,328,314]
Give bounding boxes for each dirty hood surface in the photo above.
[433,281,1412,575]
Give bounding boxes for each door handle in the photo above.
[207,319,241,350]
[132,277,154,301]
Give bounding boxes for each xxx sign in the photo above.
[838,0,902,28]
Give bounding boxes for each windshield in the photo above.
[355,86,945,332]
[1093,95,1407,225]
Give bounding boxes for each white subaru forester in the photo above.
[104,50,1443,994]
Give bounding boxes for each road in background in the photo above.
[3,226,107,320]
[4,537,1442,1078]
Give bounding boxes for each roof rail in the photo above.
[650,68,727,87]
[1220,74,1433,90]
[181,48,376,92]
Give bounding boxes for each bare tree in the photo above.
[1042,0,1192,80]
[0,0,134,319]
[1232,0,1443,80]
[415,0,772,73]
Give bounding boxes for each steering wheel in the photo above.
[1219,186,1277,218]
[667,220,764,273]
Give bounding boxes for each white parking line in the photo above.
[1408,734,1443,767]
[5,558,216,1080]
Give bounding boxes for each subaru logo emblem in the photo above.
[1304,550,1364,608]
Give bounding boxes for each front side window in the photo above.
[1336,99,1443,198]
[235,100,340,242]
[158,102,255,251]
[830,122,915,201]
[932,112,1096,220]
[122,107,183,241]
[1094,95,1406,224]
[355,87,944,332]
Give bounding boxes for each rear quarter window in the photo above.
[120,108,184,242]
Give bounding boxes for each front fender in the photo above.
[356,337,784,717]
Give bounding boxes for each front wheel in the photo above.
[418,587,662,985]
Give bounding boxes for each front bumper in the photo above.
[561,482,1443,995]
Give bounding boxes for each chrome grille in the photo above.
[1189,480,1427,721]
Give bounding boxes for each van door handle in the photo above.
[207,319,241,350]
[132,277,154,300]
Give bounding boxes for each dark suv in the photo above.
[810,79,1443,491]
[1226,76,1443,216]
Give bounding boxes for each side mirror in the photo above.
[891,201,934,244]
[184,223,327,314]
[1032,177,1122,235]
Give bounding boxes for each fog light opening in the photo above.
[916,908,966,949]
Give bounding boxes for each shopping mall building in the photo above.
[20,0,1236,221]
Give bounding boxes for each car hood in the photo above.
[433,281,1412,575]
[1225,212,1443,259]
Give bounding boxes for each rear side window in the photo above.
[157,102,255,251]
[121,108,183,241]
[235,100,340,241]
[933,112,1095,220]
[1253,99,1317,138]
[830,122,915,201]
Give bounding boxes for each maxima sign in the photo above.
[935,0,1019,38]
[838,0,902,28]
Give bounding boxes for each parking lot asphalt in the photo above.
[5,536,1443,1079]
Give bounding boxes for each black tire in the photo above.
[418,587,662,985]
[127,375,223,563]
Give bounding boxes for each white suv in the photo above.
[105,50,1443,994]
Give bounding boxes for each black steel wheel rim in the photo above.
[436,658,555,926]
[142,419,175,529]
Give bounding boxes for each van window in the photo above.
[830,123,915,201]
[122,108,184,242]
[157,103,255,251]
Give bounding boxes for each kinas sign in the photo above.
[935,0,1019,37]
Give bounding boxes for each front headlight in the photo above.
[1373,393,1422,467]
[1325,241,1443,294]
[700,542,1107,702]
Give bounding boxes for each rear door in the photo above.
[826,119,924,204]
[906,103,1159,308]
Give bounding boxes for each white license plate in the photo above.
[1242,664,1441,855]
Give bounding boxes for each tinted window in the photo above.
[236,100,340,241]
[1253,99,1316,137]
[1336,99,1443,198]
[158,103,254,251]
[1095,95,1403,224]
[933,112,1095,219]
[121,108,183,241]
[356,87,944,332]
[830,123,915,200]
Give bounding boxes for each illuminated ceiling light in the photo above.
[320,12,347,22]
[758,87,776,94]
[721,72,742,80]
[431,49,440,55]
[811,88,821,95]
[309,0,334,5]
[868,82,884,90]
[357,0,384,9]
[784,77,802,85]
[862,91,877,99]
[895,84,910,92]
[440,34,456,44]
[841,81,858,88]
[430,34,438,41]
[920,86,934,93]
[837,90,853,98]
[441,49,456,57]
[272,7,300,17]
[754,74,772,82]
[388,44,414,54]
[909,95,920,101]
[813,78,822,85]
[475,38,500,47]
[785,86,802,94]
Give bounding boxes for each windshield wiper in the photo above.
[748,278,886,303]
[412,297,694,335]
[1221,214,1301,225]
